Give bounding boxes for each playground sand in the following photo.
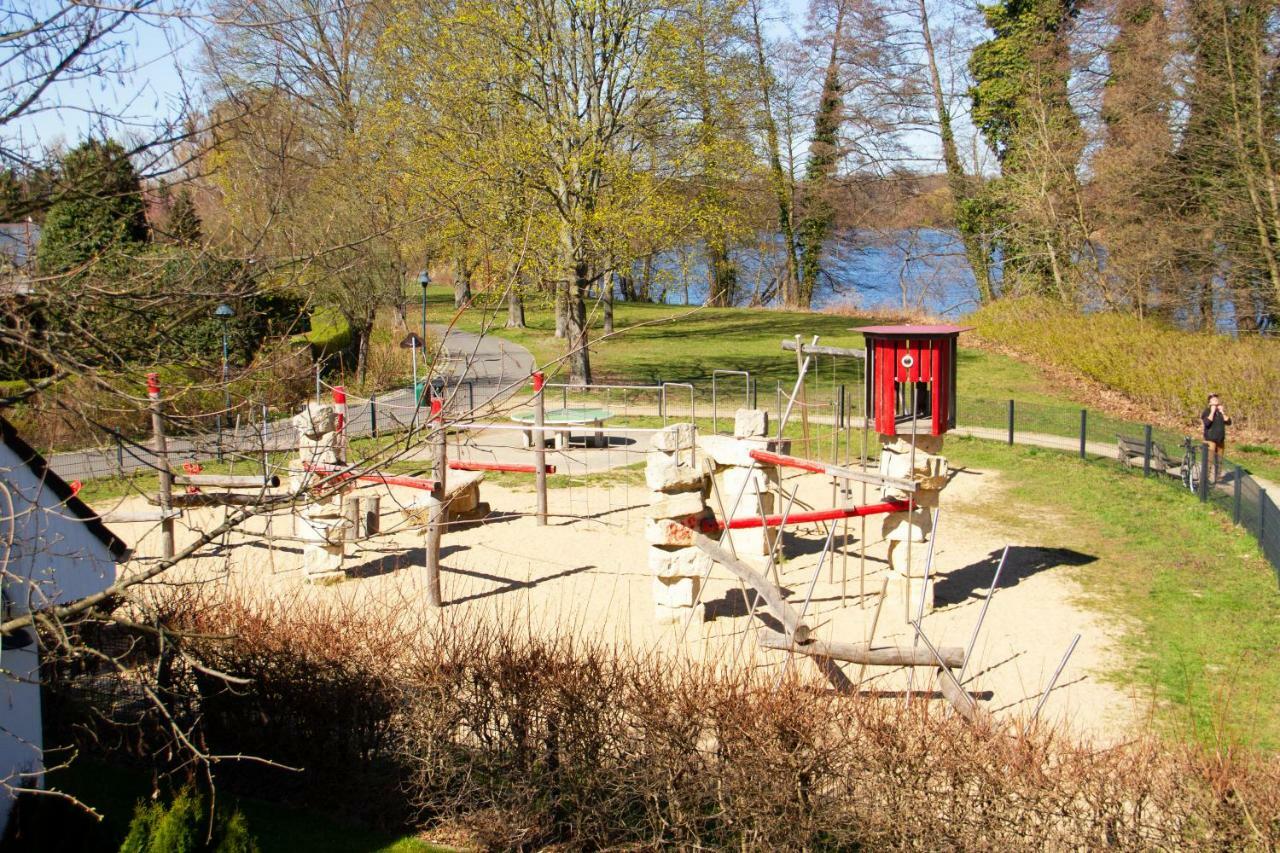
[99,462,1142,743]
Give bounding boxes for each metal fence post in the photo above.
[1233,466,1243,525]
[1143,425,1152,476]
[837,384,846,430]
[749,377,757,410]
[1199,443,1210,502]
[1079,409,1087,459]
[1007,399,1015,446]
[115,434,124,474]
[369,394,377,437]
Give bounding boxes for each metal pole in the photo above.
[1007,399,1015,446]
[1143,425,1153,476]
[958,545,1009,683]
[533,372,548,526]
[1234,465,1243,524]
[421,285,428,352]
[1079,409,1087,459]
[907,509,941,695]
[1032,634,1082,722]
[369,394,378,438]
[425,399,445,607]
[218,323,229,463]
[115,434,124,474]
[147,373,175,559]
[1199,443,1210,502]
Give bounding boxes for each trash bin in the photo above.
[414,378,446,404]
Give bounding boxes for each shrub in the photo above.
[119,787,258,853]
[99,593,1276,850]
[971,297,1280,440]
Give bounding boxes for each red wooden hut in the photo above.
[860,325,970,437]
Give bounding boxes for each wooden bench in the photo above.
[1116,435,1179,475]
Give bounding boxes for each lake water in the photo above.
[636,229,987,318]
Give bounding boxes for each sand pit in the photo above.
[97,453,1140,742]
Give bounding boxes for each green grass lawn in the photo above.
[946,435,1280,750]
[42,759,452,853]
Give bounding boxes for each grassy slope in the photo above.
[947,436,1280,750]
[435,293,1280,480]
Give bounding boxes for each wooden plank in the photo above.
[757,630,964,668]
[782,340,866,359]
[174,473,282,489]
[691,532,811,643]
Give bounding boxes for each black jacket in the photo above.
[1201,407,1231,443]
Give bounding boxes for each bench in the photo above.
[1116,435,1179,475]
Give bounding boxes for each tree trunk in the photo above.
[353,323,371,384]
[554,281,568,339]
[706,240,737,307]
[917,0,994,303]
[567,263,592,385]
[749,0,799,306]
[603,275,614,334]
[453,259,473,308]
[506,287,526,328]
[638,255,653,302]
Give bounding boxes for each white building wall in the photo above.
[0,441,117,834]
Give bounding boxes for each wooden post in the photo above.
[425,398,446,607]
[147,373,175,559]
[363,496,381,535]
[532,371,548,526]
[343,495,361,540]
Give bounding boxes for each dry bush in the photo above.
[972,297,1280,441]
[52,590,1280,850]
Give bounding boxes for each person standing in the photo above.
[1200,394,1232,483]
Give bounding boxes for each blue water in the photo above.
[634,229,984,318]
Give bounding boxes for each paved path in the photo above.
[47,327,535,482]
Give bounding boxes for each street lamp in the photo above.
[417,269,430,346]
[215,302,235,461]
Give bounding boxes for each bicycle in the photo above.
[1180,436,1203,494]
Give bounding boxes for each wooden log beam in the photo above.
[173,473,282,489]
[782,339,866,359]
[691,532,810,642]
[757,630,965,668]
[161,492,284,507]
[98,509,181,524]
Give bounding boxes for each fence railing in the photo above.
[43,380,1280,585]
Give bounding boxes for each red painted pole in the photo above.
[701,499,911,532]
[448,460,557,474]
[748,448,826,474]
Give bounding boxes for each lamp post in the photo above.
[418,269,430,345]
[214,302,235,461]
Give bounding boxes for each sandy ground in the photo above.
[99,445,1143,744]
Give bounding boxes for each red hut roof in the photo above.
[856,324,972,337]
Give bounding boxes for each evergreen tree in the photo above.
[969,0,1085,299]
[167,187,203,246]
[36,138,149,272]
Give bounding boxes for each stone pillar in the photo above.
[696,410,782,566]
[290,402,349,584]
[645,423,711,624]
[878,433,950,614]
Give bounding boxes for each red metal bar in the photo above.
[748,448,827,473]
[706,499,911,531]
[448,460,557,474]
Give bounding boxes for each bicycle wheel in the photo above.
[1186,457,1201,494]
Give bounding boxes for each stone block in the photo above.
[645,452,706,493]
[400,494,443,528]
[698,434,772,468]
[720,466,773,514]
[304,542,344,576]
[447,480,481,514]
[645,491,706,520]
[882,508,933,543]
[728,525,777,558]
[887,574,934,617]
[650,422,698,452]
[734,408,769,438]
[645,516,705,547]
[649,545,713,578]
[911,488,940,509]
[654,604,685,625]
[653,575,701,608]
